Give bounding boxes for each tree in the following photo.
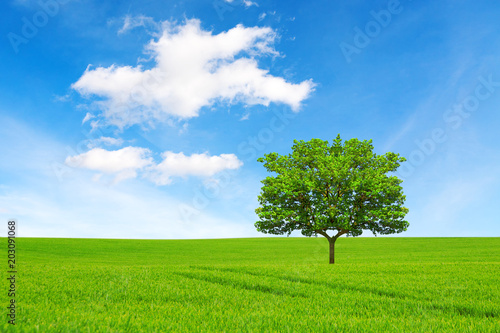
[255,135,409,264]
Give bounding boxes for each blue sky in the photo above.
[1,0,499,239]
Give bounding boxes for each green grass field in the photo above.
[2,237,499,332]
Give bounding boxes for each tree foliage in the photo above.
[255,135,409,262]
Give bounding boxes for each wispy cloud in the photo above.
[243,0,258,8]
[0,116,253,239]
[86,136,124,149]
[224,0,258,7]
[0,178,257,239]
[82,112,95,124]
[118,15,160,35]
[410,173,497,236]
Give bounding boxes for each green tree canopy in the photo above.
[255,135,409,263]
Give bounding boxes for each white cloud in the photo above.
[65,147,152,173]
[65,147,243,185]
[72,19,315,128]
[65,147,152,182]
[148,151,243,185]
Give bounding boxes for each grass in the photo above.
[1,237,499,332]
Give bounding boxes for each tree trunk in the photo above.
[329,238,336,264]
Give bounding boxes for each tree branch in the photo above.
[333,229,348,240]
[316,230,331,241]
